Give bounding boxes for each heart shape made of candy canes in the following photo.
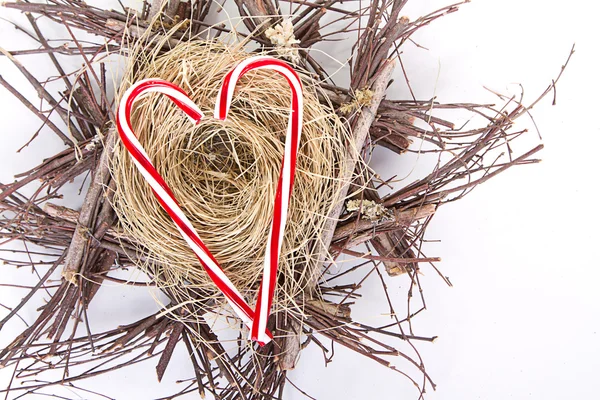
[116,56,303,345]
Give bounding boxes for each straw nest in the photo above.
[110,40,349,319]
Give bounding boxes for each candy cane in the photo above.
[215,56,303,344]
[116,78,273,344]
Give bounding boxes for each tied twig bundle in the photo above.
[111,40,352,332]
[0,0,573,399]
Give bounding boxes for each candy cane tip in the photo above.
[185,115,202,125]
[212,106,225,120]
[189,109,204,124]
[250,331,271,345]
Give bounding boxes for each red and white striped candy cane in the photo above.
[116,78,273,344]
[215,56,303,344]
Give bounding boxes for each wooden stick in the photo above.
[276,319,302,371]
[332,204,436,243]
[62,129,116,283]
[273,60,397,372]
[313,60,396,281]
[148,0,181,20]
[156,322,184,382]
[105,18,180,48]
[234,0,279,34]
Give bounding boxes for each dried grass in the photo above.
[110,39,352,327]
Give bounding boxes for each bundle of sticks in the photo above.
[0,1,570,399]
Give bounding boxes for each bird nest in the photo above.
[110,40,350,320]
[0,1,568,399]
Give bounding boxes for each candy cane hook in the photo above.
[215,56,304,344]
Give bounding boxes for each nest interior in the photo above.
[110,40,349,319]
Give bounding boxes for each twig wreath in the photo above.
[0,1,572,399]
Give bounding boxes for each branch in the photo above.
[333,204,436,243]
[313,60,396,282]
[62,129,116,283]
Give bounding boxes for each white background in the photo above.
[1,0,599,399]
